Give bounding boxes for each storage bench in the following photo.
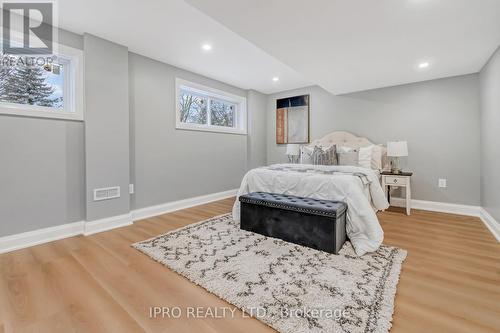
[239,192,347,254]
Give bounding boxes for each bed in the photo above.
[233,131,390,256]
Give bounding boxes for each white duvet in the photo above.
[232,164,390,256]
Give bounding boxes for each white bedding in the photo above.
[232,164,389,256]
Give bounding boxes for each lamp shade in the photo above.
[387,141,408,157]
[286,144,300,156]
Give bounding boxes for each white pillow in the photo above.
[300,145,314,164]
[371,145,383,170]
[358,145,374,169]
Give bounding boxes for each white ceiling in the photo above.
[56,0,310,94]
[186,0,500,94]
[56,0,500,95]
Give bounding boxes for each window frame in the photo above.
[0,38,84,121]
[175,78,247,135]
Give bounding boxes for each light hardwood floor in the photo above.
[1,198,499,333]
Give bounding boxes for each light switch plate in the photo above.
[438,179,447,188]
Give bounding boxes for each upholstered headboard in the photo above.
[311,131,390,170]
[312,131,375,149]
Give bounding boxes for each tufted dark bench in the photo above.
[239,192,347,254]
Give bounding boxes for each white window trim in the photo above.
[0,35,84,121]
[175,78,247,135]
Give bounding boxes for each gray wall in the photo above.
[480,46,500,221]
[247,90,268,169]
[84,34,130,220]
[0,29,85,237]
[0,118,85,236]
[129,53,248,210]
[267,75,481,205]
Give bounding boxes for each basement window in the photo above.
[175,78,247,135]
[0,43,84,121]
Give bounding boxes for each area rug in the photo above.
[133,214,407,333]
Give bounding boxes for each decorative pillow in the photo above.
[312,145,337,165]
[358,145,374,169]
[337,147,359,166]
[300,145,315,164]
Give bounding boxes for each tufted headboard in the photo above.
[312,131,375,149]
[311,131,390,170]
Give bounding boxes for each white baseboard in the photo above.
[5,190,494,254]
[0,189,239,254]
[131,189,238,221]
[0,221,85,254]
[84,213,133,236]
[479,208,500,242]
[390,197,499,242]
[390,197,481,216]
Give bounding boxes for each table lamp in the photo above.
[387,141,408,174]
[286,144,300,164]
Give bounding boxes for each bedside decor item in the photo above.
[387,141,408,174]
[276,95,310,144]
[381,171,413,215]
[286,144,300,163]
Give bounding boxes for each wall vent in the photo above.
[93,186,121,201]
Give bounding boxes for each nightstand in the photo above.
[381,171,413,215]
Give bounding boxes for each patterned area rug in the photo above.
[133,214,407,333]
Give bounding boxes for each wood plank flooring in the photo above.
[0,198,499,332]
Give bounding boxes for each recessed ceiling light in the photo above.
[202,44,212,51]
[272,77,280,82]
[418,62,430,69]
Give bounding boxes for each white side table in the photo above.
[381,171,413,215]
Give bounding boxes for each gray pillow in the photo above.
[312,145,337,165]
[337,150,359,166]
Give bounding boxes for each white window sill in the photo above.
[176,123,247,135]
[0,106,83,121]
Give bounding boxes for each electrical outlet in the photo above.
[438,179,447,188]
[129,184,134,194]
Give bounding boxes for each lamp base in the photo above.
[391,157,402,174]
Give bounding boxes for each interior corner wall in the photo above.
[480,46,500,222]
[247,89,268,169]
[84,34,130,221]
[267,75,481,206]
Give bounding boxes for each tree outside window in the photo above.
[0,54,64,109]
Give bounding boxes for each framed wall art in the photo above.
[276,94,310,144]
